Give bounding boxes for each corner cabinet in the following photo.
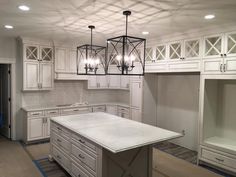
[23,43,54,91]
[202,32,236,74]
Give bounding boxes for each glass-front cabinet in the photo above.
[145,47,154,62]
[156,44,167,61]
[184,39,201,59]
[168,41,182,60]
[203,34,223,58]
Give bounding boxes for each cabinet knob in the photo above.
[220,54,223,57]
[224,54,227,57]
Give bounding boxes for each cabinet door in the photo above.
[225,32,236,57]
[120,76,130,89]
[40,46,53,62]
[108,75,120,88]
[97,76,108,88]
[68,49,77,73]
[131,108,142,122]
[28,118,44,140]
[24,44,39,61]
[184,39,201,60]
[202,58,223,74]
[169,41,182,60]
[156,44,167,61]
[40,62,53,89]
[106,105,117,115]
[55,48,67,72]
[224,57,236,74]
[45,117,50,138]
[145,47,154,62]
[130,81,142,109]
[88,76,97,89]
[24,62,40,90]
[203,34,223,58]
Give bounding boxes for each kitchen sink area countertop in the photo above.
[21,102,130,112]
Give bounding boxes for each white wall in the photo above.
[143,74,200,151]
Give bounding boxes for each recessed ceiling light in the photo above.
[142,31,149,35]
[4,25,14,29]
[204,14,215,20]
[18,5,30,11]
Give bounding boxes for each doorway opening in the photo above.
[0,64,11,139]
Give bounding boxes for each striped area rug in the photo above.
[154,141,198,164]
[34,158,70,177]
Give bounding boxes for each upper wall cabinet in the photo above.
[202,31,236,75]
[168,41,182,60]
[184,39,201,60]
[145,47,154,62]
[23,44,54,91]
[156,44,167,62]
[54,47,87,80]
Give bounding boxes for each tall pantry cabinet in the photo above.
[20,38,54,91]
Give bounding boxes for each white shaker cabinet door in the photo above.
[24,62,40,90]
[40,62,53,89]
[28,118,44,140]
[130,81,142,109]
[108,75,120,88]
[55,48,67,72]
[88,76,97,89]
[131,108,142,122]
[68,49,77,73]
[97,76,108,88]
[120,76,130,89]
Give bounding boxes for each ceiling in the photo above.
[0,0,236,44]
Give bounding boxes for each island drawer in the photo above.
[45,109,59,117]
[92,105,106,112]
[117,106,129,114]
[51,131,70,154]
[201,148,236,169]
[72,134,97,154]
[27,110,44,118]
[61,107,92,115]
[51,122,70,140]
[71,144,97,173]
[71,159,94,177]
[52,145,70,172]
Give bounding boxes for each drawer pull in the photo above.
[32,113,40,116]
[56,155,61,159]
[78,154,85,159]
[49,111,57,114]
[215,157,224,162]
[73,109,79,112]
[79,139,85,144]
[57,139,61,143]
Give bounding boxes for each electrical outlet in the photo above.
[182,130,186,136]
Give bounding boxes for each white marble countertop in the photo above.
[22,102,129,112]
[51,112,182,153]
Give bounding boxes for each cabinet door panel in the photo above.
[88,76,97,89]
[40,46,53,62]
[224,58,236,74]
[40,63,53,89]
[97,76,108,88]
[202,59,222,74]
[120,76,130,89]
[169,41,182,60]
[145,47,154,62]
[24,44,39,61]
[131,108,142,122]
[130,81,142,109]
[204,35,223,58]
[156,45,166,61]
[28,118,44,140]
[69,49,77,73]
[55,48,67,72]
[184,39,200,59]
[108,75,120,88]
[225,32,236,57]
[24,62,39,90]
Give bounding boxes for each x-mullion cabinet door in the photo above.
[40,46,53,62]
[184,38,201,60]
[203,34,224,59]
[24,44,39,61]
[145,47,154,63]
[225,31,236,57]
[156,44,167,62]
[168,41,183,61]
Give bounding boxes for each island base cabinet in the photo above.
[102,145,152,177]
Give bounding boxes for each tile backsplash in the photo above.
[22,80,129,107]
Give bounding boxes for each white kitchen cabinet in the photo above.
[45,117,51,137]
[168,41,183,60]
[24,62,40,90]
[54,47,87,80]
[120,76,130,89]
[22,43,54,91]
[131,108,142,122]
[106,105,117,115]
[108,75,120,88]
[202,32,236,75]
[88,76,97,89]
[96,76,108,88]
[117,106,130,119]
[40,62,53,89]
[145,47,154,62]
[28,118,44,140]
[156,44,167,61]
[130,80,142,109]
[198,75,236,173]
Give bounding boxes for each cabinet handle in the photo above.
[49,111,57,114]
[220,54,224,57]
[79,139,85,144]
[78,154,85,159]
[223,64,226,72]
[220,64,223,72]
[56,155,61,159]
[224,54,227,57]
[57,139,61,143]
[32,113,40,116]
[73,109,79,112]
[215,157,224,162]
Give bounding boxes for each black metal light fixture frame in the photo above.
[77,25,106,75]
[106,10,146,75]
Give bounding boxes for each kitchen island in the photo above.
[50,112,181,177]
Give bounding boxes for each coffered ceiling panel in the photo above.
[0,0,236,44]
